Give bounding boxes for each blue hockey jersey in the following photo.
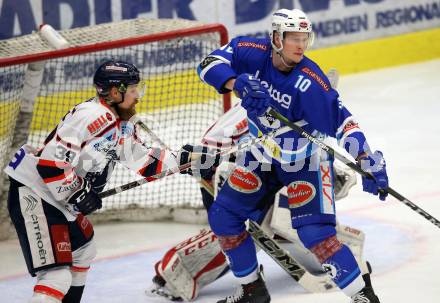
[198,36,369,163]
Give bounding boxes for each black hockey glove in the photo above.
[178,144,221,180]
[68,178,102,215]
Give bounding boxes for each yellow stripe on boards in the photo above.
[0,101,20,137]
[308,27,440,75]
[28,69,218,132]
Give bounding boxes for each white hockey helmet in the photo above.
[270,8,314,52]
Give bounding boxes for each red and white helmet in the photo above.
[270,8,314,52]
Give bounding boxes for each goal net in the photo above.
[0,18,229,240]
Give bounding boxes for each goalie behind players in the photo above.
[147,102,364,302]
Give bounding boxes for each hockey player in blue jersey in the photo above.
[198,8,388,303]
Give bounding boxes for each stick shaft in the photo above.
[99,127,274,199]
[268,108,440,229]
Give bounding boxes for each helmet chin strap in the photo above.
[272,36,296,70]
[277,50,296,69]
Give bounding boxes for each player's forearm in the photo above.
[340,131,371,161]
[198,56,236,93]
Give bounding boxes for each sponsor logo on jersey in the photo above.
[92,130,118,153]
[57,242,71,252]
[287,181,316,208]
[227,168,261,193]
[87,114,109,134]
[301,67,330,91]
[56,176,81,194]
[235,119,248,131]
[254,70,292,109]
[237,42,268,51]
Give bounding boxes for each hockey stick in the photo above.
[132,117,331,291]
[248,221,305,280]
[268,108,440,229]
[247,220,335,292]
[98,128,275,199]
[133,117,215,196]
[99,161,191,199]
[130,118,336,291]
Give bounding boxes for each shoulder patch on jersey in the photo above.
[200,56,220,69]
[301,67,330,92]
[237,42,268,51]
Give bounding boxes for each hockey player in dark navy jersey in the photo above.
[198,8,387,303]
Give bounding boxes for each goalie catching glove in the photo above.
[67,177,102,215]
[178,144,221,180]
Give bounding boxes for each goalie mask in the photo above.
[93,60,141,98]
[270,8,314,53]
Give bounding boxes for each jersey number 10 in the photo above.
[294,75,311,92]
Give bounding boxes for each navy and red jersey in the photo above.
[4,97,179,220]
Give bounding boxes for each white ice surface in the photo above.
[1,59,439,302]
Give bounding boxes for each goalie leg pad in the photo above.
[154,229,228,301]
[333,161,357,201]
